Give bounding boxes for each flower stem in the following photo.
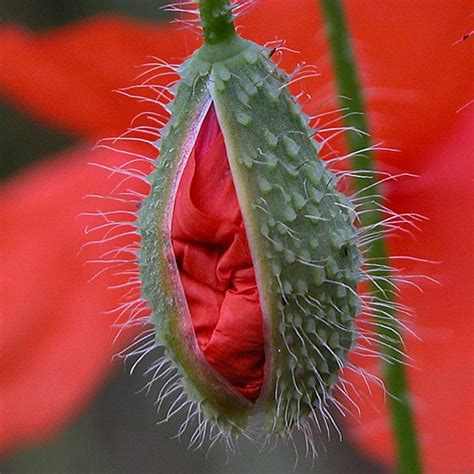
[199,0,236,45]
[318,1,423,473]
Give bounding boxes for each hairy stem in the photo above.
[199,0,236,45]
[318,1,422,472]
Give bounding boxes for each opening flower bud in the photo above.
[139,35,362,436]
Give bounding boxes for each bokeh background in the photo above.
[0,1,384,473]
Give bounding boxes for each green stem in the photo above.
[199,0,236,45]
[318,1,422,473]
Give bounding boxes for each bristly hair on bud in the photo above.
[86,0,429,460]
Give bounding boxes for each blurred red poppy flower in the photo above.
[0,1,472,472]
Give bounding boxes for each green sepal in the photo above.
[139,36,362,434]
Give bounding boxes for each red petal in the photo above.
[0,17,190,138]
[172,106,264,402]
[241,0,474,165]
[0,144,149,455]
[343,111,474,472]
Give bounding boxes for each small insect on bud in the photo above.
[138,0,362,442]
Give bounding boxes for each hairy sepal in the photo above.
[140,36,362,435]
[139,61,252,432]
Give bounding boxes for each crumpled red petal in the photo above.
[172,106,264,402]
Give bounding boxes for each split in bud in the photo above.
[171,104,264,404]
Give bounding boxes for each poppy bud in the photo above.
[139,2,362,439]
